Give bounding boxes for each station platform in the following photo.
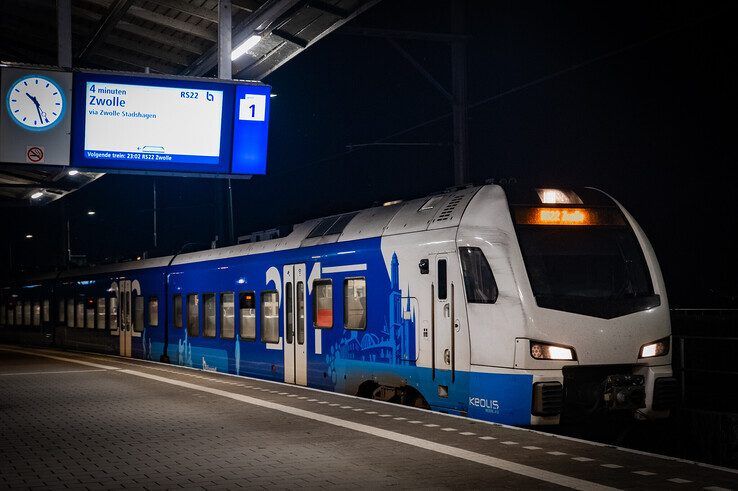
[1,345,735,490]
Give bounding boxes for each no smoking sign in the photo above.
[26,146,45,164]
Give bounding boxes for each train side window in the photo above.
[239,292,256,340]
[285,283,293,344]
[66,299,74,328]
[58,299,65,323]
[32,301,41,326]
[173,294,183,328]
[85,298,95,328]
[42,300,50,323]
[109,295,118,330]
[75,299,84,328]
[148,297,159,327]
[297,282,305,345]
[344,278,366,330]
[313,279,333,328]
[459,247,499,304]
[203,293,216,338]
[23,301,31,326]
[133,296,144,332]
[97,298,106,329]
[437,259,448,300]
[0,304,4,325]
[220,292,235,339]
[187,294,199,337]
[260,291,279,343]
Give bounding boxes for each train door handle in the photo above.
[444,349,451,365]
[443,303,450,317]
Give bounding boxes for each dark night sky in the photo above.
[2,0,736,307]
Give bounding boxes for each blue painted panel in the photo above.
[468,371,533,425]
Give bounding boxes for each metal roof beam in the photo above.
[182,0,301,77]
[231,0,261,13]
[272,28,308,48]
[125,5,218,42]
[140,0,219,23]
[236,0,380,80]
[77,0,135,63]
[73,6,205,55]
[305,0,349,18]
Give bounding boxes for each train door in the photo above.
[119,280,132,357]
[283,264,308,385]
[430,253,458,385]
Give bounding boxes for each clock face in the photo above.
[6,75,66,132]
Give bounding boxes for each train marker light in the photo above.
[639,337,670,358]
[25,234,33,239]
[87,210,95,216]
[231,35,262,61]
[530,341,576,361]
[536,188,582,204]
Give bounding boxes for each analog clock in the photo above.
[5,75,66,132]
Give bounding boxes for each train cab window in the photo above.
[66,299,74,328]
[42,300,50,323]
[459,247,498,304]
[97,298,106,329]
[58,299,65,323]
[187,294,199,337]
[313,280,333,328]
[437,259,448,300]
[75,299,84,328]
[148,297,159,327]
[32,301,41,326]
[220,292,235,339]
[109,295,119,330]
[203,293,216,338]
[260,291,279,343]
[85,298,95,329]
[344,278,366,330]
[134,296,144,332]
[173,294,183,328]
[239,292,256,340]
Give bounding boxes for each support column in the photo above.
[451,1,469,186]
[57,0,73,68]
[219,0,235,245]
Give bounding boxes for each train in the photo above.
[0,184,678,425]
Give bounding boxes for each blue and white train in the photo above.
[0,184,678,425]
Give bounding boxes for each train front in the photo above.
[460,185,678,425]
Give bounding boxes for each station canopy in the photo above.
[0,0,379,205]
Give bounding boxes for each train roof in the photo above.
[20,185,485,283]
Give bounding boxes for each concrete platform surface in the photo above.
[1,345,735,490]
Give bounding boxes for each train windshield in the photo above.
[513,206,660,319]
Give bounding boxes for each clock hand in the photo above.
[25,92,40,107]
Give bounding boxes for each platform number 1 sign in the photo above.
[239,94,266,122]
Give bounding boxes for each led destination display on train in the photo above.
[83,82,225,165]
[71,71,270,176]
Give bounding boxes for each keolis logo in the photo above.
[469,396,500,413]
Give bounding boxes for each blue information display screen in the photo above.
[70,72,269,175]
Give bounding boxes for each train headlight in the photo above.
[530,341,577,361]
[639,337,670,358]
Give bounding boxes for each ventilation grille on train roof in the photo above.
[306,212,359,239]
[434,194,463,222]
